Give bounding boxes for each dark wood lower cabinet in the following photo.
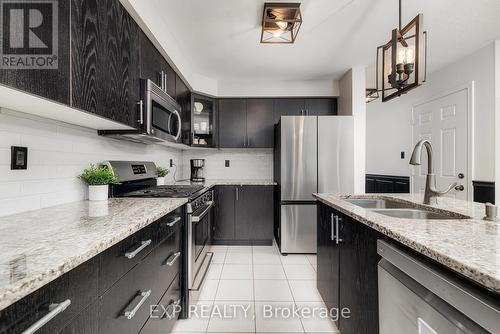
[58,302,99,334]
[213,185,274,245]
[317,202,384,334]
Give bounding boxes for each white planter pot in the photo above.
[156,177,165,186]
[88,185,109,201]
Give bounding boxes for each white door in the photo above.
[412,89,469,200]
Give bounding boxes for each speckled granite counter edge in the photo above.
[314,194,500,294]
[0,198,188,312]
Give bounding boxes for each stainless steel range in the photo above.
[103,161,213,318]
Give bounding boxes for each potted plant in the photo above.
[79,165,119,201]
[156,166,170,186]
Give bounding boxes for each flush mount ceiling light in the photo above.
[261,3,302,44]
[373,0,428,102]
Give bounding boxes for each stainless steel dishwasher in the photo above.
[377,240,500,334]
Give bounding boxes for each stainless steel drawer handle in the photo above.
[124,290,151,320]
[165,252,181,266]
[192,201,214,222]
[335,217,343,245]
[330,214,335,241]
[21,299,71,334]
[125,240,152,259]
[166,216,181,227]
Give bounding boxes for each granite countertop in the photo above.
[314,193,500,294]
[203,179,276,187]
[0,198,187,312]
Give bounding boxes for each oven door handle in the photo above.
[191,201,214,222]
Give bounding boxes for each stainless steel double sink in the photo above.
[344,198,469,220]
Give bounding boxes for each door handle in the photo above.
[124,290,151,319]
[137,100,144,125]
[124,240,152,259]
[165,216,181,227]
[164,252,181,266]
[335,217,343,245]
[455,185,465,191]
[235,187,239,201]
[330,213,335,241]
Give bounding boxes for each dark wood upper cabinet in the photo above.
[273,98,305,123]
[139,31,176,98]
[218,99,247,148]
[0,0,70,104]
[71,0,141,128]
[305,98,337,116]
[246,99,274,148]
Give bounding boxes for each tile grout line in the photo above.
[205,246,227,333]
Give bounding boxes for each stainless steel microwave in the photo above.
[99,79,182,145]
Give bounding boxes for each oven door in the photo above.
[189,201,214,291]
[144,79,182,143]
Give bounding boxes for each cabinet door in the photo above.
[71,0,141,128]
[235,186,274,242]
[273,98,305,123]
[305,98,337,116]
[316,204,340,327]
[139,31,175,98]
[58,302,98,334]
[218,99,247,148]
[338,215,382,334]
[213,186,236,241]
[0,0,70,104]
[176,74,192,144]
[246,99,275,148]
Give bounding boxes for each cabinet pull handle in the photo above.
[165,252,181,266]
[166,216,181,227]
[137,100,144,125]
[125,239,152,259]
[21,299,71,334]
[335,217,343,245]
[330,214,335,241]
[236,187,239,201]
[124,290,151,320]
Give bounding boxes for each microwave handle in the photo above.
[172,110,182,141]
[137,100,144,125]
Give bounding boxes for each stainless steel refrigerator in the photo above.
[274,116,354,254]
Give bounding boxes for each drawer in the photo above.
[0,258,98,334]
[152,227,182,294]
[57,302,98,334]
[140,275,181,334]
[155,207,183,244]
[99,224,155,295]
[99,252,164,334]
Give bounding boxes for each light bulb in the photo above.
[406,47,414,64]
[276,21,288,30]
[272,29,284,38]
[398,48,406,64]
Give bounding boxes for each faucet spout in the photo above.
[409,139,456,205]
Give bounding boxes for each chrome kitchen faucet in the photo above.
[409,139,457,205]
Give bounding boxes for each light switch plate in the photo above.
[225,160,230,167]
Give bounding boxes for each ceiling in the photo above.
[150,0,500,83]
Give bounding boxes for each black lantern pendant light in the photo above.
[371,0,428,102]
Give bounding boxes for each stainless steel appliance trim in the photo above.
[377,240,500,333]
[124,290,151,320]
[166,216,181,227]
[190,252,213,291]
[165,252,181,266]
[124,240,152,259]
[21,300,71,334]
[191,201,214,222]
[280,204,317,253]
[103,161,157,182]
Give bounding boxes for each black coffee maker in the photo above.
[190,159,205,182]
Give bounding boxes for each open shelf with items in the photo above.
[191,94,216,147]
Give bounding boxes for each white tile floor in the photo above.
[172,243,340,334]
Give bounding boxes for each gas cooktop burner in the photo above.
[119,185,205,199]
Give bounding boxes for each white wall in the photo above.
[0,109,182,217]
[338,67,366,193]
[496,40,500,197]
[366,43,496,181]
[217,79,339,97]
[181,150,273,181]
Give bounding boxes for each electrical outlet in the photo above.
[225,160,230,167]
[170,159,173,167]
[401,151,405,159]
[11,146,28,170]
